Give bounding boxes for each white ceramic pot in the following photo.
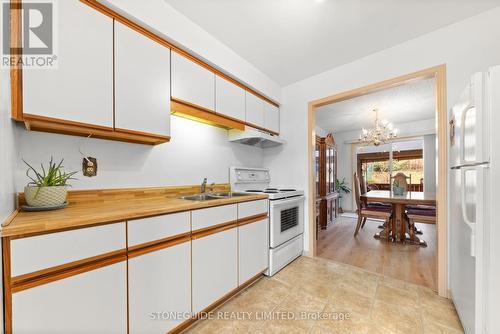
[24,185,68,207]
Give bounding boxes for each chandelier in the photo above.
[358,108,398,146]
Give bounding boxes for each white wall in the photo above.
[15,116,263,191]
[99,0,281,103]
[264,6,500,254]
[424,134,437,193]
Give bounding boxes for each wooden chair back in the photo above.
[391,172,411,190]
[353,172,362,212]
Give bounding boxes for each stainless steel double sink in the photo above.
[179,192,251,201]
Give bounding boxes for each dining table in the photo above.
[360,190,437,244]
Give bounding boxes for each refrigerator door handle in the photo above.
[459,103,475,166]
[460,167,476,228]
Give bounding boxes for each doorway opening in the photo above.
[307,65,448,296]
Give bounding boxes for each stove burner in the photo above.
[265,188,278,191]
[279,189,296,192]
[246,190,263,192]
[264,190,279,193]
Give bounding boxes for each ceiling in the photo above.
[163,0,500,86]
[315,77,435,133]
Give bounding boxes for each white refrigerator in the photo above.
[449,66,500,334]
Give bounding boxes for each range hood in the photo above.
[228,128,285,148]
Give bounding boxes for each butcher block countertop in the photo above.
[1,185,268,238]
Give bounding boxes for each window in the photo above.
[357,140,424,191]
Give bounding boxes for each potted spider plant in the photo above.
[335,178,351,213]
[23,157,78,208]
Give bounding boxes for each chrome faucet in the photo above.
[201,178,208,193]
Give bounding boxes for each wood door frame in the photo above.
[307,65,448,297]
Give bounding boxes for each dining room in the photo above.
[313,74,439,290]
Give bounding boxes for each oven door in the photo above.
[269,196,304,248]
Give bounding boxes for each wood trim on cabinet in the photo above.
[237,213,268,227]
[171,98,245,131]
[21,114,170,145]
[10,249,127,293]
[244,121,280,136]
[114,127,171,141]
[191,220,239,240]
[80,0,279,108]
[10,0,23,121]
[128,233,191,259]
[3,238,13,334]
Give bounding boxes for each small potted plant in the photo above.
[23,157,78,209]
[335,178,351,213]
[392,180,405,196]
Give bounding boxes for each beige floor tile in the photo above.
[424,321,464,334]
[184,257,465,334]
[310,313,369,334]
[379,275,421,294]
[242,277,292,305]
[253,319,312,334]
[375,284,419,308]
[421,302,463,332]
[329,284,374,316]
[370,300,423,334]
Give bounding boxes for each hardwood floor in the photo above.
[317,214,437,290]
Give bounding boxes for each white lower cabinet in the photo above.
[192,228,238,313]
[12,262,127,334]
[239,219,269,284]
[128,241,191,334]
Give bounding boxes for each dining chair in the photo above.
[391,172,412,191]
[353,172,393,236]
[405,205,436,246]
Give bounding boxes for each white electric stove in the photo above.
[230,167,304,276]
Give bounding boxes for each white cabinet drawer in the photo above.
[192,228,238,313]
[239,218,269,284]
[11,223,126,277]
[238,199,268,219]
[191,204,237,231]
[171,51,215,111]
[215,75,245,121]
[127,212,190,247]
[12,262,127,334]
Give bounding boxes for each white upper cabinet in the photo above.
[215,76,245,121]
[245,92,265,128]
[171,52,215,110]
[114,21,171,136]
[264,102,280,134]
[23,0,113,127]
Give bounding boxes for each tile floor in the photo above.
[185,256,464,334]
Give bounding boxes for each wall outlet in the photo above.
[82,157,97,177]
